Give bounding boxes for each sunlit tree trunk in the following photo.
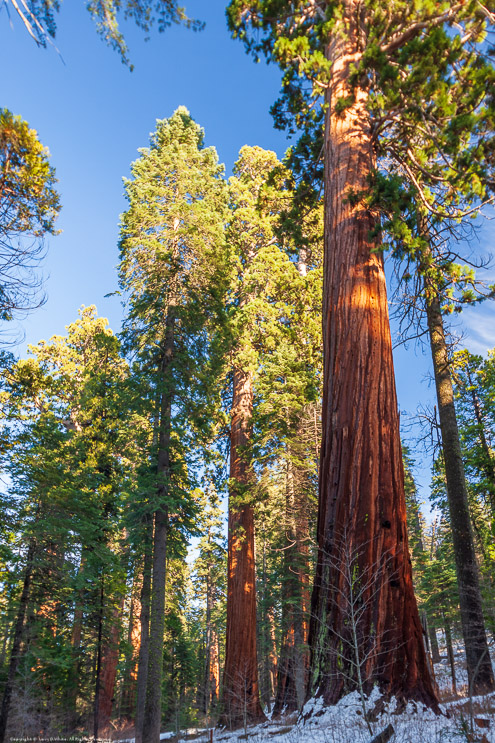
[209,627,220,709]
[309,2,437,708]
[220,367,264,728]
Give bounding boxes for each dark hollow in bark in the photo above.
[308,2,438,710]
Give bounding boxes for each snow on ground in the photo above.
[118,643,495,743]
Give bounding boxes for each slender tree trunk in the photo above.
[425,289,494,694]
[467,374,495,514]
[443,617,457,696]
[68,555,86,726]
[273,452,309,715]
[428,623,441,665]
[142,307,175,743]
[93,576,105,743]
[0,541,35,743]
[258,532,272,713]
[268,609,278,697]
[135,517,152,743]
[209,627,220,710]
[97,594,124,731]
[203,557,215,714]
[220,367,264,728]
[308,2,437,708]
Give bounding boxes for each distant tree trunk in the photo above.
[142,306,175,743]
[68,554,86,725]
[258,531,273,713]
[273,452,310,715]
[220,367,264,728]
[428,623,441,664]
[465,369,495,514]
[308,2,438,709]
[0,541,35,743]
[268,609,278,697]
[135,518,152,743]
[203,557,219,714]
[425,289,494,695]
[443,616,457,696]
[209,627,220,709]
[93,575,105,743]
[97,595,124,731]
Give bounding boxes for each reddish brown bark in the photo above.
[268,609,278,695]
[308,3,438,709]
[209,627,220,707]
[97,597,124,731]
[220,368,264,728]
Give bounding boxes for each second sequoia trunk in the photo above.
[220,367,264,728]
[308,3,437,708]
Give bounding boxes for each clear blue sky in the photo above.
[1,0,494,509]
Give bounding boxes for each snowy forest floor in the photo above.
[117,644,495,743]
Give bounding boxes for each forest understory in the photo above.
[3,3,495,743]
[109,643,495,743]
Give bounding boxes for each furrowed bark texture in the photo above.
[426,291,494,694]
[308,3,437,709]
[220,368,264,728]
[142,311,175,743]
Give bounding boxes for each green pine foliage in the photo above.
[0,307,134,733]
[0,109,60,325]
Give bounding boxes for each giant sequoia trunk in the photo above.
[426,290,494,694]
[308,3,438,708]
[220,367,264,728]
[142,310,175,743]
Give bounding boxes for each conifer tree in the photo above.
[226,0,470,707]
[0,109,60,330]
[118,107,228,742]
[0,307,132,739]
